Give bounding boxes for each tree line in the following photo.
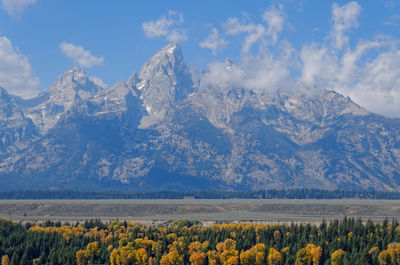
[1,189,400,200]
[1,217,400,264]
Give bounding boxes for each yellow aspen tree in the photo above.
[85,241,100,258]
[378,250,391,265]
[160,247,183,265]
[388,243,400,264]
[295,248,312,265]
[295,244,322,265]
[119,247,135,265]
[189,252,206,265]
[396,243,400,264]
[189,242,202,255]
[268,248,282,265]
[331,249,345,265]
[1,255,9,265]
[136,248,148,265]
[239,244,266,265]
[202,241,209,252]
[239,250,253,265]
[110,249,121,265]
[369,247,379,255]
[207,250,219,265]
[225,256,239,265]
[253,244,266,265]
[222,239,236,251]
[76,250,86,265]
[311,246,322,265]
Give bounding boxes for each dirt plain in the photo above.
[1,199,400,224]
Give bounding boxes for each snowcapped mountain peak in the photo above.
[138,43,185,80]
[137,43,197,128]
[57,67,89,85]
[21,67,102,132]
[48,67,100,101]
[3,43,399,192]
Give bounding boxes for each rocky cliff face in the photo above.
[0,88,40,158]
[0,43,399,191]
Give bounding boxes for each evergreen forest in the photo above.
[1,217,400,264]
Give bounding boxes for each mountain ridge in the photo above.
[0,43,399,192]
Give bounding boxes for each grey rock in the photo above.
[0,43,399,191]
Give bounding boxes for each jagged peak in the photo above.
[57,66,89,84]
[47,66,99,96]
[158,42,181,56]
[139,43,186,79]
[126,71,138,88]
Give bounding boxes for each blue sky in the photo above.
[1,0,400,116]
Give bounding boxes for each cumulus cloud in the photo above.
[331,2,361,49]
[298,35,400,117]
[0,36,39,98]
[199,28,228,54]
[142,11,187,43]
[300,44,339,88]
[224,6,285,53]
[224,17,266,53]
[341,49,400,117]
[1,0,37,18]
[202,44,295,93]
[262,5,285,44]
[59,42,104,68]
[201,2,400,117]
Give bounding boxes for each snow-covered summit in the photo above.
[22,67,102,132]
[137,43,198,128]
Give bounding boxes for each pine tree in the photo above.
[9,253,18,265]
[359,249,372,265]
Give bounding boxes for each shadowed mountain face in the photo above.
[1,43,400,191]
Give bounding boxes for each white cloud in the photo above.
[331,2,362,49]
[203,0,400,117]
[0,36,39,98]
[300,44,338,88]
[89,76,107,88]
[1,0,37,18]
[344,49,400,117]
[299,35,400,117]
[142,11,187,43]
[293,2,400,117]
[199,28,228,54]
[59,42,104,68]
[262,5,285,44]
[202,45,295,93]
[166,29,187,43]
[223,6,286,53]
[224,17,266,53]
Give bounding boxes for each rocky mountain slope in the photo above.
[0,43,399,191]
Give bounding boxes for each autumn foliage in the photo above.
[1,217,400,264]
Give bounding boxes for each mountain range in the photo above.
[0,43,399,191]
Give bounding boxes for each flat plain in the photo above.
[0,199,400,223]
[1,199,400,224]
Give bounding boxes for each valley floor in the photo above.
[1,199,400,223]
